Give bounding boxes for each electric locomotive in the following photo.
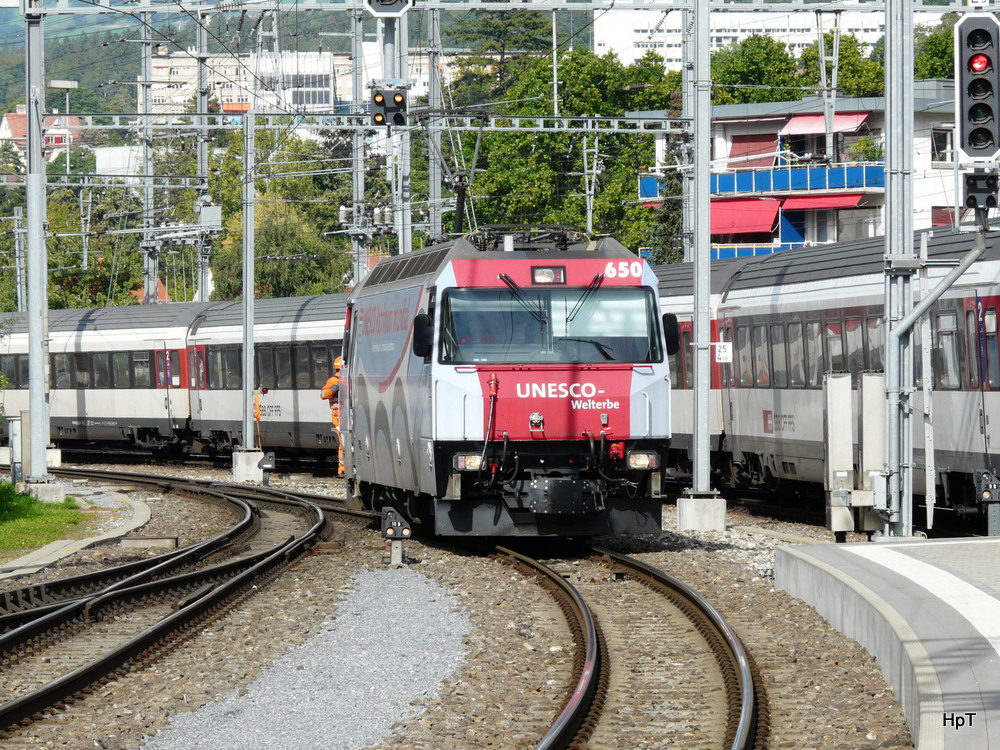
[341,226,679,536]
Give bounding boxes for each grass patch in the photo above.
[0,482,83,552]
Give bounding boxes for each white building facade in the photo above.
[595,8,939,69]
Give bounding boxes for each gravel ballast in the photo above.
[0,469,915,749]
[141,568,471,750]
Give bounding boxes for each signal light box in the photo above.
[371,89,408,128]
[364,0,413,17]
[956,13,1000,163]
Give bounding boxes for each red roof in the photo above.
[2,112,84,144]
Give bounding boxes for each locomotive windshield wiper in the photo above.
[499,273,547,326]
[567,273,605,323]
[555,337,615,360]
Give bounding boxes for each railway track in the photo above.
[0,468,378,738]
[496,544,766,750]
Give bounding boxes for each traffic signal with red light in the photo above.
[956,13,1000,162]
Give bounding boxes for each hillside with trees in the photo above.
[0,10,959,308]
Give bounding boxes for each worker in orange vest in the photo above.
[320,356,344,476]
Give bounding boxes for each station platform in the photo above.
[776,537,1000,750]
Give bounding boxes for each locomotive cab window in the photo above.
[439,286,663,365]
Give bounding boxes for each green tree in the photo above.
[914,13,960,80]
[211,199,350,300]
[799,33,884,98]
[465,48,675,254]
[711,35,802,105]
[44,185,144,308]
[448,11,551,89]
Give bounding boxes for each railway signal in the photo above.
[364,0,413,17]
[964,170,999,209]
[955,13,1000,163]
[371,89,408,128]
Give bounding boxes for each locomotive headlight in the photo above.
[453,453,484,471]
[627,451,660,470]
[532,266,566,284]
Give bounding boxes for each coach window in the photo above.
[155,351,167,388]
[985,309,1000,389]
[312,344,331,388]
[69,353,90,388]
[770,324,788,388]
[681,328,693,388]
[736,325,753,387]
[223,347,242,389]
[787,323,805,387]
[275,346,292,389]
[720,324,734,387]
[867,317,884,371]
[169,351,181,387]
[134,351,152,387]
[935,311,961,389]
[93,353,110,388]
[824,319,845,372]
[293,345,311,388]
[112,352,130,387]
[805,321,823,387]
[967,310,981,388]
[752,325,769,386]
[0,355,15,387]
[257,347,275,390]
[0,355,15,388]
[206,349,223,390]
[845,317,864,376]
[52,354,71,389]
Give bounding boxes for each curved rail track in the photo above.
[496,544,766,750]
[0,468,378,738]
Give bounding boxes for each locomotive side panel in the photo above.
[342,285,430,495]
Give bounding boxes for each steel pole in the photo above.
[25,0,50,483]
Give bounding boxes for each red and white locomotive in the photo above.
[341,226,678,536]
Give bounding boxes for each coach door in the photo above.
[187,345,207,424]
[974,297,1000,463]
[154,347,189,432]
